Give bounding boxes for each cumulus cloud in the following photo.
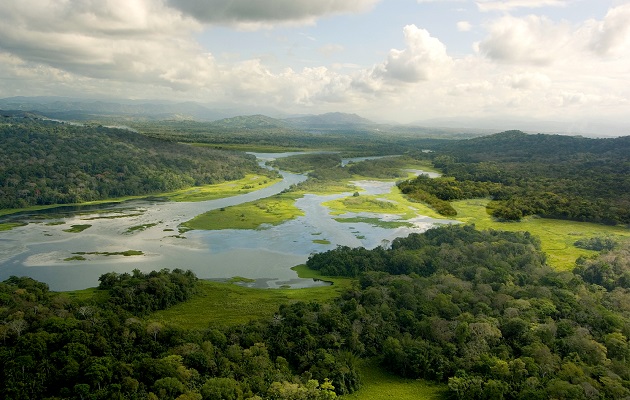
[503,72,552,90]
[0,0,212,90]
[457,21,473,32]
[166,0,379,27]
[373,25,452,83]
[587,4,630,56]
[478,15,571,65]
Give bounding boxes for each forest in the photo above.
[0,118,269,209]
[399,131,630,224]
[2,225,630,399]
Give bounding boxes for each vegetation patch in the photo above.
[181,193,303,230]
[63,255,86,261]
[227,276,256,283]
[124,222,159,234]
[44,221,65,226]
[313,239,331,245]
[334,216,413,229]
[62,224,92,233]
[151,278,348,330]
[0,221,27,231]
[324,195,410,216]
[343,359,446,400]
[164,173,281,202]
[82,213,144,220]
[452,198,630,270]
[71,250,144,257]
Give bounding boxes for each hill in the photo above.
[0,117,262,209]
[400,130,630,224]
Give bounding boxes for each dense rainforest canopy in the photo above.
[2,226,630,399]
[0,118,267,209]
[399,131,630,224]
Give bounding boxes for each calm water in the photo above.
[0,154,452,290]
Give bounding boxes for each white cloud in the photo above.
[478,15,571,65]
[476,0,569,12]
[166,0,379,27]
[586,4,630,56]
[373,25,453,83]
[503,72,552,90]
[457,21,473,32]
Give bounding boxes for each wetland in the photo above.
[0,153,451,290]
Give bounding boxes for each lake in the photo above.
[0,154,453,291]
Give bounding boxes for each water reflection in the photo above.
[0,154,453,291]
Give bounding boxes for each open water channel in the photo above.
[0,153,453,291]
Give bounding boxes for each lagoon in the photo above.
[0,154,452,291]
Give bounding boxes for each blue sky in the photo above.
[1,0,629,133]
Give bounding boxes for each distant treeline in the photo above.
[3,225,630,399]
[0,119,267,209]
[400,130,630,224]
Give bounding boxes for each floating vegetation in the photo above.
[334,217,412,228]
[67,250,144,260]
[228,276,256,283]
[62,224,92,233]
[45,221,65,226]
[313,239,331,245]
[0,222,27,231]
[124,222,159,234]
[64,255,87,261]
[82,213,144,220]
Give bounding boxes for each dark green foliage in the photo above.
[3,226,630,399]
[574,236,617,251]
[412,131,630,224]
[0,270,349,399]
[0,119,263,209]
[306,225,630,399]
[98,268,199,315]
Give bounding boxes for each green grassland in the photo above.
[149,266,351,330]
[181,193,303,230]
[164,174,281,202]
[342,359,446,400]
[451,198,630,270]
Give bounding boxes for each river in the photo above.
[0,154,452,291]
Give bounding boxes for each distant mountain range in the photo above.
[1,96,627,137]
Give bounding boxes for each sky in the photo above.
[1,0,629,132]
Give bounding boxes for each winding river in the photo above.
[0,154,451,291]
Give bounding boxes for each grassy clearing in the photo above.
[164,174,281,202]
[62,224,92,233]
[342,359,446,400]
[324,194,414,217]
[150,274,350,330]
[182,193,303,230]
[452,199,630,270]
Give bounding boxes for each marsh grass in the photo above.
[334,217,413,229]
[182,193,303,230]
[0,222,27,231]
[342,359,446,400]
[452,199,630,270]
[62,224,92,233]
[150,280,349,330]
[124,222,159,234]
[165,174,281,202]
